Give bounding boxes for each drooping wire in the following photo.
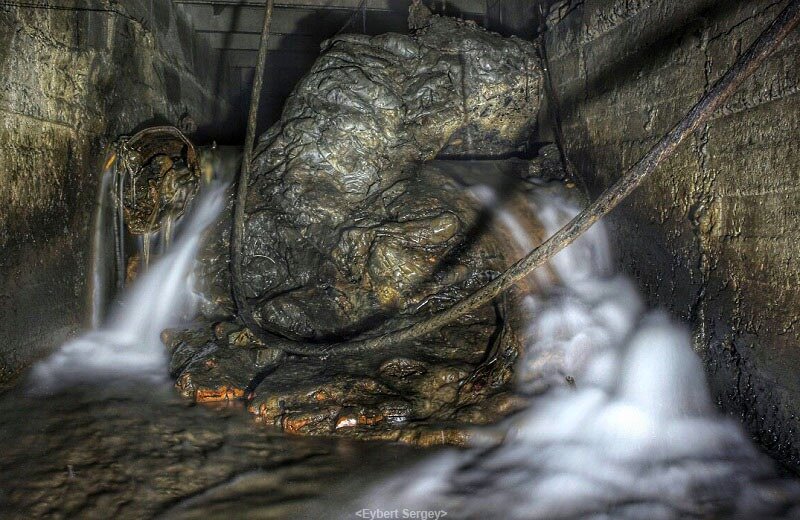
[0,0,147,27]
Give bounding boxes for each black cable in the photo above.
[0,0,145,26]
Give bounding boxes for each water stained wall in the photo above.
[525,0,800,469]
[0,3,232,386]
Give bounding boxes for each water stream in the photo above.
[0,164,419,519]
[3,165,800,518]
[89,151,118,329]
[349,188,800,519]
[30,182,227,395]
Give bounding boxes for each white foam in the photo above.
[357,186,800,518]
[29,183,227,394]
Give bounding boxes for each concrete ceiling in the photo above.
[172,0,488,129]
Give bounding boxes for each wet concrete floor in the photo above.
[0,380,425,519]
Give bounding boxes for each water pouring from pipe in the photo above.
[29,127,226,395]
[29,182,226,394]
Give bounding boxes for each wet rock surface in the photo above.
[164,316,526,446]
[119,127,202,236]
[241,16,541,343]
[170,152,574,445]
[119,18,553,445]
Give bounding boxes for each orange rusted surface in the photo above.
[282,415,312,434]
[194,386,245,402]
[357,414,385,426]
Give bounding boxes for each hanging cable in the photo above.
[230,0,800,357]
[0,0,146,26]
[335,0,367,35]
[230,0,279,340]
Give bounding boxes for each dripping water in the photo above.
[89,150,118,328]
[91,144,216,328]
[115,154,127,291]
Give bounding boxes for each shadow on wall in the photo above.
[553,0,739,177]
[486,0,540,38]
[541,0,800,471]
[215,0,488,141]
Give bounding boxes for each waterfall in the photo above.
[29,182,227,395]
[355,185,800,518]
[89,150,118,328]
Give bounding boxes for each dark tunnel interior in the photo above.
[1,1,800,517]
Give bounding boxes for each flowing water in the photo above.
[346,188,800,519]
[30,182,228,395]
[0,157,424,519]
[3,166,800,518]
[89,151,118,329]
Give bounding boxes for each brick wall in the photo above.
[486,0,539,38]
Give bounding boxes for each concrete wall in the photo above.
[526,0,800,469]
[178,1,489,139]
[486,0,539,38]
[0,2,231,386]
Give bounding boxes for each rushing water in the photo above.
[0,151,421,519]
[5,164,800,518]
[29,182,228,395]
[348,187,800,519]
